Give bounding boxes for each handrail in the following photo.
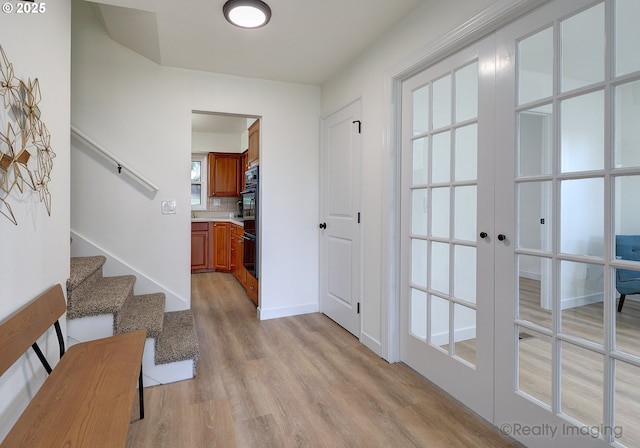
[70,125,159,193]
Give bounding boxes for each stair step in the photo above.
[116,293,166,340]
[67,275,136,319]
[155,310,199,366]
[67,255,106,291]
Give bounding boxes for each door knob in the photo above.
[498,234,507,241]
[479,232,488,239]
[319,222,327,229]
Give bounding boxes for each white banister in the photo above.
[70,125,159,193]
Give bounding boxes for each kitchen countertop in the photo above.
[191,217,244,227]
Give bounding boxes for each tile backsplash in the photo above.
[207,196,240,212]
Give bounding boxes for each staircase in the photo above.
[67,255,199,386]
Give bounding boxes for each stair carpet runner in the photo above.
[67,256,199,377]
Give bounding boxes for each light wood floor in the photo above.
[126,272,518,448]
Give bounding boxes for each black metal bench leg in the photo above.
[138,365,145,420]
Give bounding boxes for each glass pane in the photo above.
[454,245,476,304]
[454,124,477,181]
[560,178,604,258]
[615,176,640,238]
[411,239,428,288]
[432,74,452,129]
[614,263,640,358]
[430,295,449,348]
[560,91,604,173]
[518,181,552,252]
[518,255,552,329]
[518,27,553,105]
[413,85,429,135]
[560,342,604,429]
[191,161,201,182]
[455,62,478,123]
[430,242,449,295]
[432,131,451,183]
[454,186,476,242]
[410,288,427,340]
[615,360,640,447]
[431,187,450,238]
[411,189,428,236]
[518,328,552,407]
[616,0,640,76]
[412,138,429,185]
[560,260,604,345]
[191,184,201,205]
[614,81,640,168]
[561,3,605,91]
[518,104,552,176]
[454,304,476,365]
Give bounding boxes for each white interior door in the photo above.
[320,99,362,337]
[400,35,496,421]
[494,1,640,447]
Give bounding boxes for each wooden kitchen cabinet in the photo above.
[247,120,259,168]
[245,272,258,305]
[191,222,209,273]
[208,152,242,197]
[230,224,245,287]
[211,222,230,271]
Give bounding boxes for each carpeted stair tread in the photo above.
[67,256,106,290]
[116,293,166,340]
[67,275,136,319]
[155,310,199,365]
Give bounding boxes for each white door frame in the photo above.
[382,0,551,363]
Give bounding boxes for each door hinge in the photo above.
[357,212,361,224]
[357,302,360,314]
[352,120,362,134]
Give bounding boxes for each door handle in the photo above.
[480,232,488,239]
[319,222,327,229]
[498,234,507,241]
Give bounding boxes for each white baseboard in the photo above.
[70,230,188,311]
[257,302,320,320]
[430,326,477,347]
[561,293,603,310]
[360,331,383,357]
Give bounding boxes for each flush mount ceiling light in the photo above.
[223,0,272,29]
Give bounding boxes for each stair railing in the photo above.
[70,125,159,193]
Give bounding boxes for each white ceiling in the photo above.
[88,0,425,86]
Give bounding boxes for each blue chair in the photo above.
[616,235,640,312]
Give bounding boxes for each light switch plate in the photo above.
[161,200,176,214]
[213,198,221,206]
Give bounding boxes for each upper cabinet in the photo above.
[208,152,242,197]
[247,120,260,168]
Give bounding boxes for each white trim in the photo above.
[360,331,383,357]
[257,302,320,321]
[382,0,551,363]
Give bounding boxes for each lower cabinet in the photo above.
[191,222,210,273]
[211,222,230,271]
[245,272,258,306]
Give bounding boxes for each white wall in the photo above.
[192,131,243,154]
[71,0,321,317]
[321,0,498,356]
[0,1,71,440]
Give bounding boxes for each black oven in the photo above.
[241,167,258,278]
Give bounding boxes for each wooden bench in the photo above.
[0,284,146,448]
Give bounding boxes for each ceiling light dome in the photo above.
[223,0,272,29]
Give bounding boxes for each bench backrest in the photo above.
[0,284,66,377]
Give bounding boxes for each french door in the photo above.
[401,0,640,446]
[400,35,496,421]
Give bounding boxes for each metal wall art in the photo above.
[0,45,55,225]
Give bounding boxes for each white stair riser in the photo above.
[67,315,114,342]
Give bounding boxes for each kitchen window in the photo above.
[191,153,207,210]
